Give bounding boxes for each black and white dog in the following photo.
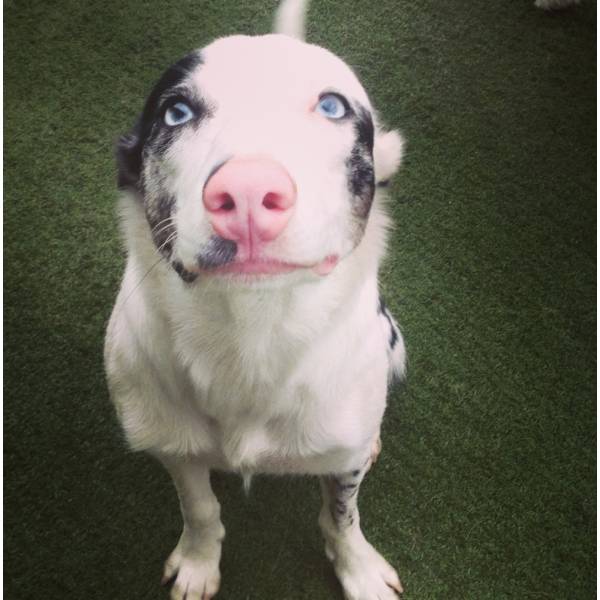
[105,1,405,598]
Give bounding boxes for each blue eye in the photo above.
[316,94,347,120]
[164,102,194,126]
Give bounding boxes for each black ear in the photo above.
[116,121,143,190]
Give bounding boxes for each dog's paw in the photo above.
[329,540,403,600]
[162,544,221,600]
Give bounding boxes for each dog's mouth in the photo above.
[185,254,339,278]
[217,255,338,276]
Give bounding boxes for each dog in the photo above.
[104,1,406,598]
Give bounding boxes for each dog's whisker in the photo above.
[157,231,178,254]
[116,232,178,313]
[117,256,164,312]
[151,221,178,240]
[151,215,177,234]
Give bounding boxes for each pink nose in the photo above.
[203,157,296,255]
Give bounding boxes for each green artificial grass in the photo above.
[4,1,596,598]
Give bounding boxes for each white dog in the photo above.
[105,1,406,598]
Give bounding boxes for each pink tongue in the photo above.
[312,255,339,276]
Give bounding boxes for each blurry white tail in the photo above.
[273,0,309,41]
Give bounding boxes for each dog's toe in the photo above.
[164,546,221,600]
[329,539,402,600]
[162,549,182,584]
[168,559,220,600]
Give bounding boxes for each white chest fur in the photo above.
[105,199,397,475]
[106,256,390,475]
[180,268,388,471]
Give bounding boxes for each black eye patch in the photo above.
[147,91,210,158]
[116,50,204,191]
[140,52,204,132]
[346,103,375,222]
[353,105,374,154]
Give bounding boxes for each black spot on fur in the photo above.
[172,260,198,283]
[379,295,399,350]
[340,482,358,490]
[347,148,375,219]
[325,473,363,528]
[197,236,237,269]
[354,105,374,154]
[116,131,142,190]
[389,324,399,349]
[346,104,375,221]
[146,194,177,256]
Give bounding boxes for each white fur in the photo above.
[375,130,404,184]
[105,1,406,598]
[171,33,373,272]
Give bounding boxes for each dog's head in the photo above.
[117,1,403,284]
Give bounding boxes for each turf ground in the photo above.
[4,1,596,598]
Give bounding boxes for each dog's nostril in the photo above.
[263,192,284,211]
[218,193,236,212]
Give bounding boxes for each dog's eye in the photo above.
[164,102,194,126]
[316,94,347,120]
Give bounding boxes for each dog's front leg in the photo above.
[319,460,403,600]
[158,455,225,600]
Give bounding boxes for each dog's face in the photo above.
[118,34,400,283]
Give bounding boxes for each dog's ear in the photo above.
[373,129,404,186]
[116,121,143,190]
